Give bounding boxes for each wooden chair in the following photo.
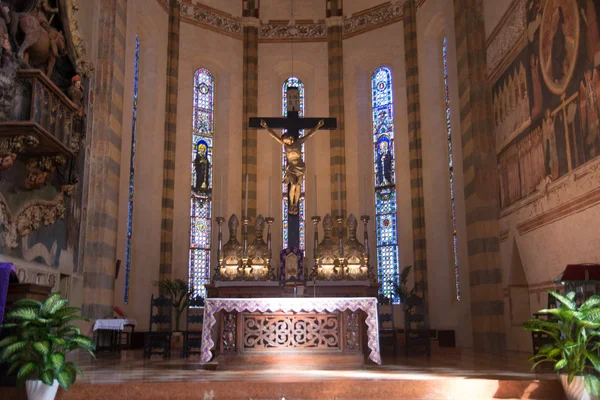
[182,297,204,358]
[144,295,173,358]
[404,293,431,357]
[377,294,397,356]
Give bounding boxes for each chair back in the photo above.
[377,294,394,330]
[186,297,205,332]
[148,294,173,332]
[404,294,427,329]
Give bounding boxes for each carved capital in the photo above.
[0,136,39,171]
[242,17,261,28]
[326,16,343,27]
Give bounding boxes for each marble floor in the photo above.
[3,348,565,400]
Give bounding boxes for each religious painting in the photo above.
[493,0,600,208]
[539,0,580,95]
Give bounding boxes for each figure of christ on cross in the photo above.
[249,87,336,249]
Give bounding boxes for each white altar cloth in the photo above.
[93,319,137,331]
[200,297,381,365]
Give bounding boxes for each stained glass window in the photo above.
[189,68,214,299]
[443,36,460,301]
[371,67,400,301]
[124,35,140,304]
[281,77,305,250]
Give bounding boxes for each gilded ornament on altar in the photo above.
[220,214,243,280]
[343,214,368,280]
[346,312,359,350]
[247,214,268,280]
[316,214,342,280]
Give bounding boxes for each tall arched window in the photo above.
[124,34,140,304]
[371,66,400,300]
[189,68,214,299]
[281,77,305,250]
[443,36,460,301]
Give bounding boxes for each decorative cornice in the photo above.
[178,1,243,39]
[260,22,327,42]
[516,187,600,235]
[486,0,526,79]
[342,2,404,39]
[155,0,405,42]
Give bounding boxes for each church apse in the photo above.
[0,0,92,279]
[494,0,600,209]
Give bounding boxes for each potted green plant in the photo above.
[152,279,191,332]
[394,265,415,311]
[0,293,95,400]
[524,290,600,400]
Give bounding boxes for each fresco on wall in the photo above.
[494,0,600,208]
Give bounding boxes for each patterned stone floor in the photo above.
[4,348,565,399]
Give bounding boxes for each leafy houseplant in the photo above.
[394,265,416,311]
[152,279,191,332]
[523,291,600,399]
[0,293,95,399]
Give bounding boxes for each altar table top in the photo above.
[93,319,137,331]
[200,297,381,365]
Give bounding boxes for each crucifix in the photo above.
[249,87,336,249]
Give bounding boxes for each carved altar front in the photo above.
[201,297,381,370]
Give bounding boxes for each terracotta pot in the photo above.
[25,380,59,400]
[560,374,599,400]
[171,331,183,352]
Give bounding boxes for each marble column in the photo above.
[453,0,506,352]
[81,0,127,319]
[159,0,181,281]
[326,0,347,233]
[242,0,259,236]
[403,0,428,299]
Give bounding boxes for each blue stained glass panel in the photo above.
[371,66,400,301]
[124,35,140,304]
[189,68,214,299]
[443,36,460,301]
[281,77,305,250]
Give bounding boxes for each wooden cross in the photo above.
[249,87,337,249]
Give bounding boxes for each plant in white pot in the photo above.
[524,290,600,400]
[0,293,95,400]
[152,279,191,332]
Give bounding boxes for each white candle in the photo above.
[363,175,367,215]
[314,174,318,216]
[244,173,249,218]
[220,175,224,216]
[337,174,342,217]
[268,175,272,217]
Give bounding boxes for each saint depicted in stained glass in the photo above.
[376,135,392,186]
[193,140,210,193]
[189,68,214,298]
[371,66,400,300]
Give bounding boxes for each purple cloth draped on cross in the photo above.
[0,262,17,326]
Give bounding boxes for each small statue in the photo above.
[343,214,368,280]
[221,214,243,280]
[0,1,12,68]
[193,141,210,193]
[0,152,15,171]
[247,215,268,280]
[33,0,58,35]
[261,118,324,215]
[68,75,84,109]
